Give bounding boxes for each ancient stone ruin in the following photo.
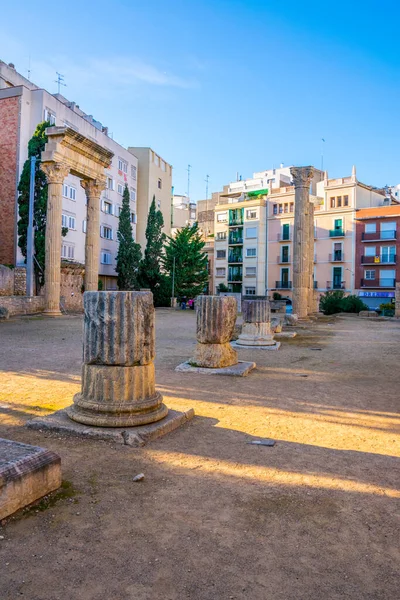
[67,291,168,427]
[237,299,279,348]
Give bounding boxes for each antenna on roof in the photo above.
[27,55,32,80]
[54,72,66,95]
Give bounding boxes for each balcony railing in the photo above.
[277,233,291,242]
[228,274,243,282]
[329,229,345,237]
[329,252,344,262]
[362,230,397,241]
[360,278,396,288]
[275,280,292,289]
[313,281,318,289]
[229,218,244,226]
[228,237,243,245]
[277,255,290,264]
[361,255,396,264]
[326,281,346,290]
[228,254,243,263]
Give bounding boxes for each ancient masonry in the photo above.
[236,299,279,349]
[67,291,168,427]
[290,166,315,319]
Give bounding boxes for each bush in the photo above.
[217,283,229,293]
[273,292,282,300]
[320,291,368,315]
[379,302,394,311]
[153,275,172,307]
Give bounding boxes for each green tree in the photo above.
[17,121,67,288]
[116,184,142,290]
[162,223,208,299]
[139,196,166,290]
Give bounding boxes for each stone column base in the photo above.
[237,322,276,346]
[43,309,62,317]
[191,342,238,368]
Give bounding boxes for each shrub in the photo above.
[379,302,394,311]
[340,295,368,313]
[273,292,282,300]
[217,283,229,293]
[319,290,344,315]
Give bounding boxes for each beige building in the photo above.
[170,194,196,237]
[197,191,225,294]
[128,147,172,249]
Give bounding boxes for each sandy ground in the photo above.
[0,311,399,600]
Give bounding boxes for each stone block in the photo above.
[359,310,378,318]
[191,342,238,368]
[196,295,237,344]
[176,360,256,377]
[83,291,155,366]
[0,438,61,520]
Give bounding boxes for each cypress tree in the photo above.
[162,222,208,300]
[116,184,142,290]
[140,196,166,290]
[17,121,67,288]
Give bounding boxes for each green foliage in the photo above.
[273,292,282,300]
[115,185,142,290]
[17,121,67,289]
[217,282,229,293]
[162,223,209,299]
[380,302,394,311]
[98,279,103,291]
[153,274,172,307]
[320,291,368,315]
[139,196,166,291]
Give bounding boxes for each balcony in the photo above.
[329,252,344,262]
[229,218,244,226]
[361,255,397,265]
[362,230,397,242]
[329,229,345,237]
[228,236,243,245]
[326,281,346,290]
[313,281,318,289]
[275,280,292,289]
[277,233,291,242]
[360,278,396,288]
[228,274,243,282]
[277,255,290,264]
[228,253,243,264]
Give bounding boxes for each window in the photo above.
[216,267,226,277]
[118,159,128,173]
[154,155,160,167]
[282,223,290,241]
[190,211,196,219]
[284,204,289,213]
[61,244,74,259]
[157,200,161,209]
[344,195,349,206]
[117,206,122,217]
[273,204,278,215]
[130,188,136,202]
[44,109,56,125]
[62,184,68,198]
[68,216,76,230]
[102,201,112,214]
[246,227,257,239]
[62,214,68,228]
[107,177,114,190]
[246,209,257,220]
[278,204,283,214]
[245,287,256,295]
[117,183,124,195]
[131,165,137,180]
[101,226,113,240]
[158,178,162,190]
[365,246,376,257]
[130,212,137,224]
[365,270,375,280]
[337,196,342,207]
[330,197,335,208]
[82,220,87,233]
[101,251,112,265]
[216,250,226,259]
[245,266,256,277]
[381,246,396,263]
[365,223,376,234]
[290,203,294,212]
[69,187,76,201]
[246,248,256,257]
[217,212,227,222]
[216,232,227,240]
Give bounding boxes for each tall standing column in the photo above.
[81,179,106,292]
[308,201,315,314]
[290,166,314,319]
[41,162,70,315]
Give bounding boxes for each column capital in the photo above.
[290,166,314,188]
[41,161,70,184]
[80,178,107,198]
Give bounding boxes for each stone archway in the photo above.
[40,127,114,315]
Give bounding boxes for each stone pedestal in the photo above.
[237,300,277,347]
[67,291,168,427]
[191,295,238,368]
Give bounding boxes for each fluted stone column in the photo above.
[81,179,106,292]
[291,166,314,319]
[237,299,276,346]
[191,295,238,368]
[67,291,168,427]
[41,162,70,315]
[308,201,315,314]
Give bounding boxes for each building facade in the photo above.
[170,194,196,237]
[355,206,400,310]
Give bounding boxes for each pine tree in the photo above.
[116,184,142,290]
[162,223,208,300]
[139,196,166,292]
[17,121,67,288]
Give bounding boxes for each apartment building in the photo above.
[197,190,225,294]
[0,60,172,290]
[128,147,172,249]
[171,194,196,237]
[354,205,400,310]
[267,168,389,299]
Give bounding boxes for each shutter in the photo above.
[83,220,87,233]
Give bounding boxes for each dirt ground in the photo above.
[0,311,399,600]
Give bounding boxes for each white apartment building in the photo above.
[171,194,196,236]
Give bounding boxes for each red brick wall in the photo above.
[0,95,20,265]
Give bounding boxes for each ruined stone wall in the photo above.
[14,267,26,295]
[0,295,45,316]
[60,263,84,312]
[0,265,14,296]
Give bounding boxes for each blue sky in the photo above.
[2,0,399,200]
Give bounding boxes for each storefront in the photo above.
[358,291,395,310]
